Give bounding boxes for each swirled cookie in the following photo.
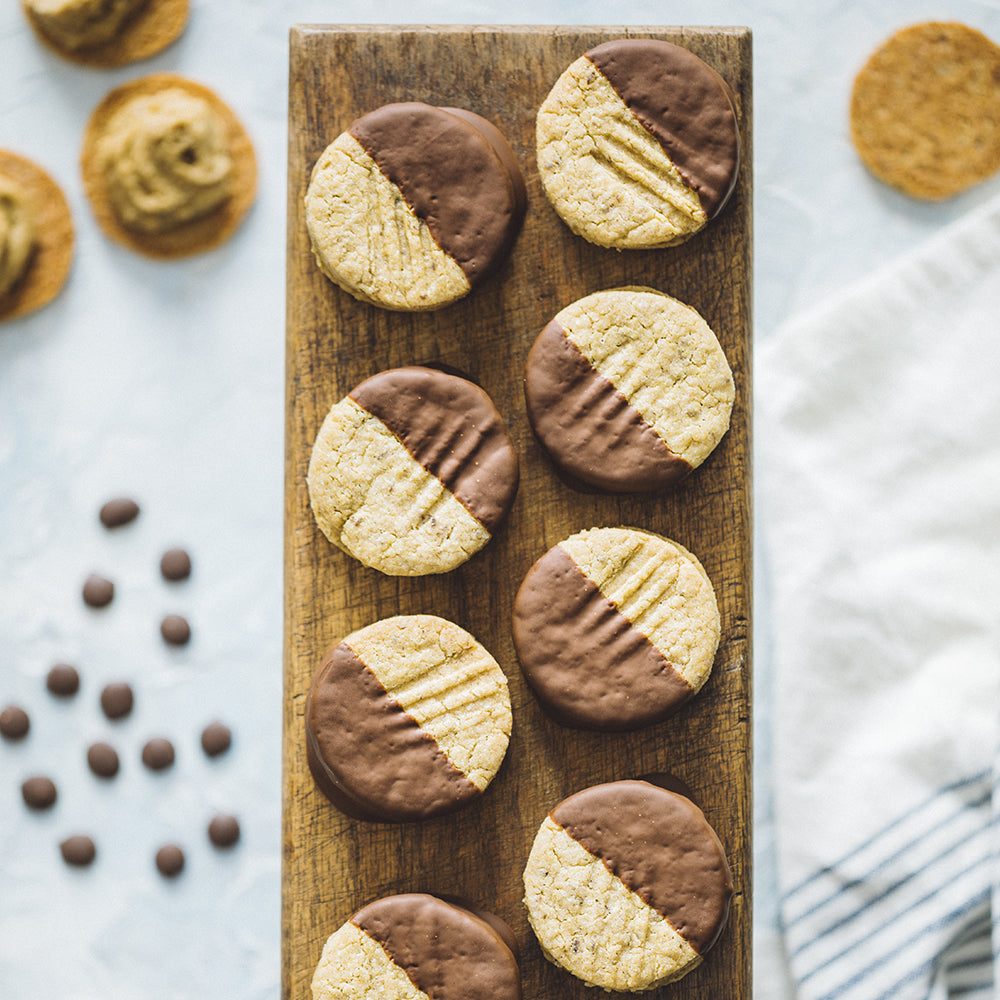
[512,526,720,730]
[536,38,740,248]
[0,149,73,322]
[81,73,256,258]
[307,366,519,576]
[312,894,521,1000]
[524,287,734,492]
[22,0,188,68]
[305,615,512,822]
[305,102,526,311]
[523,780,732,991]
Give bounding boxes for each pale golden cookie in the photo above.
[22,0,188,68]
[80,73,256,258]
[536,39,740,249]
[851,22,1000,199]
[0,149,74,322]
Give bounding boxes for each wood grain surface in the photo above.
[284,25,752,1000]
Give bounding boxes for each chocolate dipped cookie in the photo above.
[312,893,521,1000]
[523,779,733,991]
[513,526,720,730]
[305,102,526,310]
[524,286,734,492]
[307,366,519,576]
[536,38,740,248]
[305,614,512,822]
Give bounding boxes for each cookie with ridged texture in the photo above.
[305,102,526,311]
[80,73,257,258]
[305,614,512,822]
[513,526,720,730]
[0,149,74,323]
[22,0,188,68]
[850,21,1000,200]
[312,893,521,1000]
[523,779,733,991]
[307,366,519,576]
[536,38,740,249]
[524,286,734,492]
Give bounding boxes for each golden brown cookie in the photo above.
[851,22,1000,200]
[22,0,189,68]
[0,149,74,322]
[80,73,257,259]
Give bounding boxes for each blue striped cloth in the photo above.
[758,197,1000,1000]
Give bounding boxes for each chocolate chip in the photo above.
[200,721,231,758]
[46,663,80,698]
[21,775,57,810]
[160,548,192,582]
[155,843,184,878]
[87,741,120,779]
[83,574,114,608]
[100,682,134,721]
[60,835,96,867]
[0,704,30,741]
[207,814,240,848]
[99,497,140,528]
[160,614,191,646]
[141,737,175,771]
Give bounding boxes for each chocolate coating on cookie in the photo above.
[349,103,525,285]
[552,780,733,954]
[351,894,521,1000]
[525,319,691,491]
[513,544,693,729]
[586,39,740,219]
[306,641,480,822]
[350,366,518,533]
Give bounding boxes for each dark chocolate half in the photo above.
[585,39,740,219]
[524,319,691,492]
[513,543,693,730]
[551,779,733,955]
[305,640,480,822]
[350,366,519,533]
[349,102,526,285]
[352,894,521,1000]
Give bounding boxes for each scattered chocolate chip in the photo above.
[21,775,57,810]
[160,548,192,582]
[0,704,30,741]
[200,721,231,758]
[141,737,175,771]
[82,574,114,608]
[60,835,96,867]
[87,741,120,779]
[100,682,134,721]
[99,497,140,528]
[46,663,80,698]
[160,614,191,646]
[208,814,240,849]
[155,843,184,878]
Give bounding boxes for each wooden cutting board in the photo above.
[284,24,752,1000]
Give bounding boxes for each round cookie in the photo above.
[81,73,257,259]
[305,102,526,311]
[524,287,734,492]
[523,779,733,991]
[307,366,519,576]
[312,893,521,1000]
[22,0,188,68]
[512,526,720,730]
[0,149,74,323]
[851,22,1000,200]
[305,614,512,822]
[536,38,740,249]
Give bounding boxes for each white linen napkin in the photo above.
[757,194,1000,1000]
